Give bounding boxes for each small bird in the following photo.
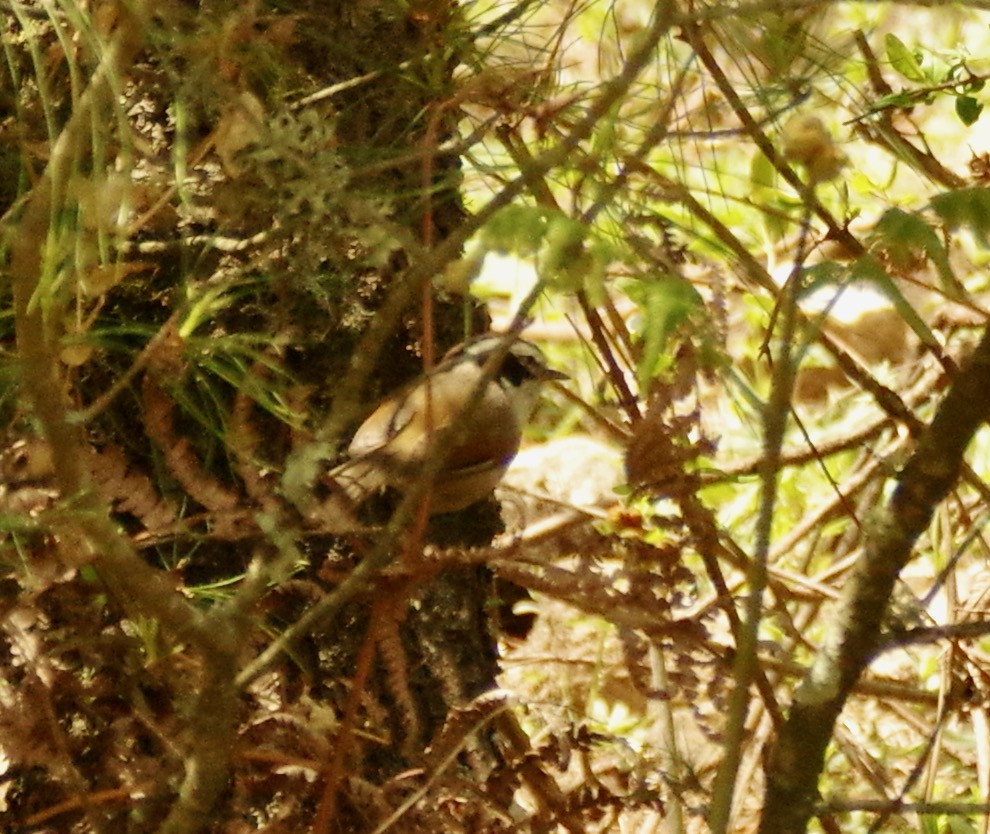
[328,335,565,515]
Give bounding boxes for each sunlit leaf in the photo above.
[750,151,788,240]
[60,341,95,367]
[884,33,926,82]
[871,90,921,112]
[750,149,777,191]
[799,260,844,298]
[627,276,702,391]
[848,254,942,352]
[479,205,548,256]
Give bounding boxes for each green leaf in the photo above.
[868,207,957,293]
[479,205,549,256]
[949,62,986,93]
[627,276,702,390]
[848,254,942,352]
[930,187,990,247]
[539,213,588,288]
[750,149,777,191]
[796,257,942,360]
[884,33,926,83]
[799,261,845,299]
[750,151,787,241]
[581,239,614,306]
[944,814,978,834]
[870,91,920,112]
[955,94,983,126]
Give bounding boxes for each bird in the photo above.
[326,334,566,515]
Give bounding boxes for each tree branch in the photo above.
[760,324,990,833]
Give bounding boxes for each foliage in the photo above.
[5,1,990,833]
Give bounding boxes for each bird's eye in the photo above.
[498,352,537,386]
[450,337,548,386]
